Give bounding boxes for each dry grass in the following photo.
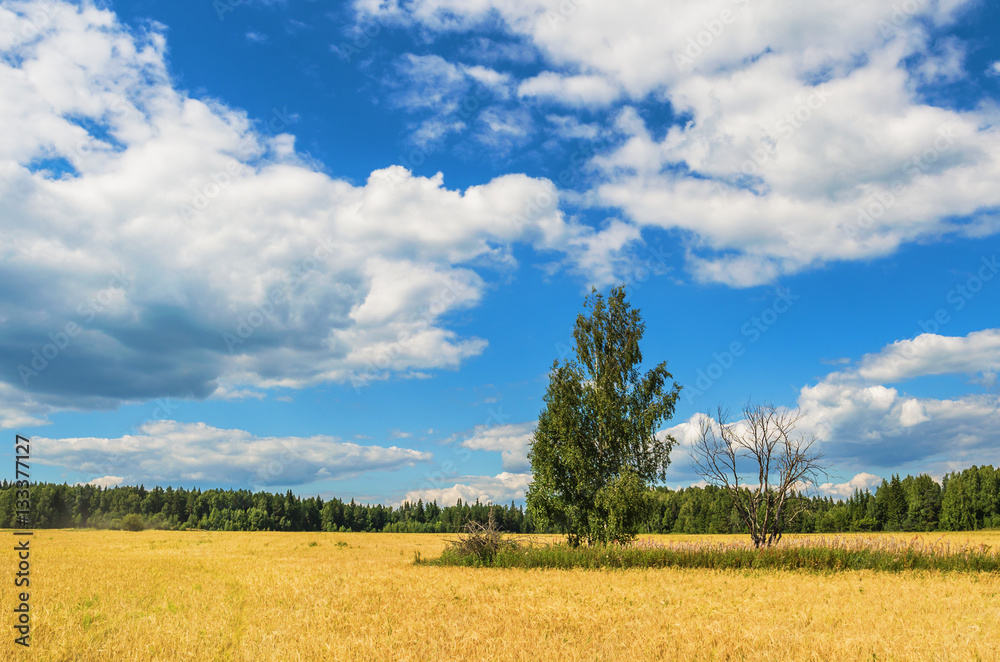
[633,532,1000,555]
[2,529,999,661]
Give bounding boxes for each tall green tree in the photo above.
[526,285,682,546]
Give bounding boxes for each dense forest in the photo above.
[650,465,1000,535]
[2,464,998,534]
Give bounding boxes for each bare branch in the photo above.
[690,402,828,548]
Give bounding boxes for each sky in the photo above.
[1,0,999,507]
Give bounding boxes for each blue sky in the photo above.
[1,0,999,506]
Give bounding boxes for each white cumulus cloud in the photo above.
[795,330,1000,474]
[36,420,432,487]
[402,471,531,506]
[819,472,883,498]
[518,72,620,106]
[458,421,535,471]
[359,0,1000,287]
[664,329,1000,482]
[0,0,621,423]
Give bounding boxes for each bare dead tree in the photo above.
[691,403,827,548]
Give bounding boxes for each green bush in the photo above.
[425,536,1000,573]
[121,514,145,532]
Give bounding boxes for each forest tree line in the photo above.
[2,464,998,534]
[651,465,1000,535]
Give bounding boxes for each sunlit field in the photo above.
[3,530,999,661]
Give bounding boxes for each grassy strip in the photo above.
[426,540,1000,573]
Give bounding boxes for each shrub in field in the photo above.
[121,514,145,531]
[438,509,521,566]
[429,534,1000,573]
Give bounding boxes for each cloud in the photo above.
[518,72,619,106]
[78,475,126,488]
[818,472,883,498]
[458,421,534,471]
[795,330,1000,474]
[914,36,965,83]
[0,1,618,420]
[36,420,432,487]
[385,53,518,148]
[563,219,643,287]
[211,385,267,401]
[797,387,1000,476]
[402,471,531,506]
[595,61,1000,286]
[366,0,969,100]
[388,54,479,114]
[661,413,710,451]
[663,329,1000,482]
[457,36,537,65]
[545,114,601,140]
[848,329,1000,384]
[0,382,52,429]
[361,0,1000,287]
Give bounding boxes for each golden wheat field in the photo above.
[2,530,999,661]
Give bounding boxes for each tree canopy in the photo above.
[526,285,682,545]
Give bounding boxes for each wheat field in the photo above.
[2,530,999,661]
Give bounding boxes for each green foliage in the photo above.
[0,481,535,534]
[0,464,996,536]
[428,537,1000,573]
[593,469,655,543]
[120,513,145,531]
[527,285,681,546]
